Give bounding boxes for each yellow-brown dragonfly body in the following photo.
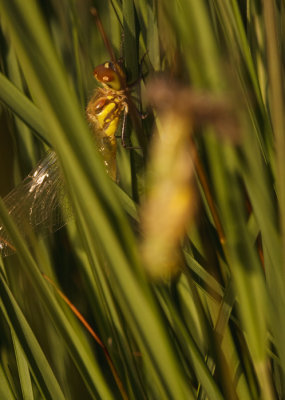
[86,61,129,180]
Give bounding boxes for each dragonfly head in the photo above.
[93,61,126,90]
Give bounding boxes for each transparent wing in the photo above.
[0,151,73,257]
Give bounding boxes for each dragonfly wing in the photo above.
[0,151,72,257]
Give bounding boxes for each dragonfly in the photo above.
[0,59,133,257]
[0,53,139,256]
[3,13,148,259]
[0,7,147,257]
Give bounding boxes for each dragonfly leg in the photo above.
[128,51,149,88]
[119,108,141,150]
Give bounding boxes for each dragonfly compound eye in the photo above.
[93,62,125,90]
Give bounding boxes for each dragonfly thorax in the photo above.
[87,91,127,138]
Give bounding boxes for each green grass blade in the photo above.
[0,72,48,145]
[0,362,16,400]
[0,275,65,400]
[11,332,34,400]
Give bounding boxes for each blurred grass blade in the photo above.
[0,72,49,145]
[11,332,34,400]
[263,0,285,273]
[0,274,65,400]
[0,362,16,400]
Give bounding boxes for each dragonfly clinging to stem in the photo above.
[0,9,145,257]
